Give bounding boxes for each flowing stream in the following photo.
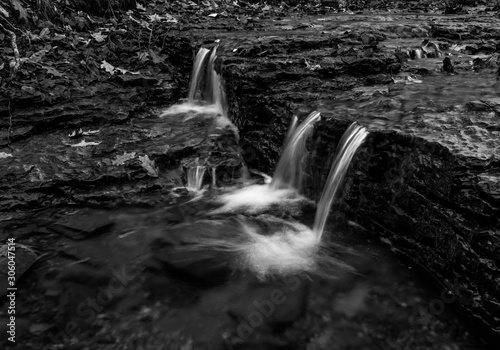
[162,46,234,191]
[165,48,370,278]
[28,42,487,350]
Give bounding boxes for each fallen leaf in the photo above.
[147,14,178,23]
[100,60,115,74]
[42,65,65,78]
[138,155,159,177]
[40,28,50,38]
[91,31,108,43]
[27,50,48,64]
[21,86,36,94]
[53,33,66,41]
[100,60,140,75]
[117,67,140,75]
[137,52,149,63]
[68,140,101,147]
[112,152,137,166]
[128,15,151,30]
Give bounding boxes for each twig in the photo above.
[7,99,12,147]
[0,23,20,77]
[0,13,17,31]
[0,13,30,45]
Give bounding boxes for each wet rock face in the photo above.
[305,119,500,341]
[2,6,500,349]
[0,107,243,210]
[220,30,398,170]
[302,113,497,342]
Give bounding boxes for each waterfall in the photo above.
[312,122,368,241]
[205,47,227,117]
[211,167,217,187]
[270,111,321,192]
[161,45,236,135]
[186,166,207,191]
[200,116,368,277]
[187,48,211,102]
[183,46,227,117]
[283,115,298,146]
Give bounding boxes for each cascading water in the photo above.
[211,167,217,187]
[165,46,228,119]
[312,122,368,242]
[270,111,321,192]
[186,166,207,191]
[162,46,238,190]
[212,111,321,214]
[236,121,369,276]
[179,113,369,278]
[170,49,368,273]
[204,47,227,117]
[283,115,299,146]
[187,48,211,102]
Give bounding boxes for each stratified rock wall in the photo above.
[305,118,500,341]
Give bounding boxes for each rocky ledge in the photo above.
[205,10,500,342]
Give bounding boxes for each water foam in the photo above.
[160,103,221,117]
[210,184,303,214]
[160,46,236,135]
[238,219,318,277]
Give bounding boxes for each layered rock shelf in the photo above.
[1,4,500,349]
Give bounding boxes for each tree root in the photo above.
[0,22,21,77]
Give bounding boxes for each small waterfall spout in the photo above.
[313,122,368,241]
[188,48,211,102]
[270,111,321,192]
[211,167,217,187]
[161,45,235,134]
[185,46,227,118]
[186,166,207,191]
